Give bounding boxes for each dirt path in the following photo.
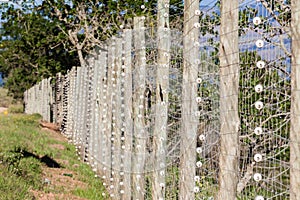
[0,107,7,113]
[30,128,89,200]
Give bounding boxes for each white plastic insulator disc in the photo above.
[253,173,262,182]
[255,196,264,200]
[199,134,205,141]
[194,176,200,182]
[255,101,264,110]
[256,61,266,69]
[196,97,202,103]
[196,161,203,168]
[254,153,263,162]
[195,10,201,16]
[196,147,203,154]
[194,186,200,193]
[253,17,262,25]
[254,127,263,135]
[256,39,264,48]
[255,84,263,93]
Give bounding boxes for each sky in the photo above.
[201,0,217,6]
[0,72,3,86]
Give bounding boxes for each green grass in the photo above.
[0,113,107,199]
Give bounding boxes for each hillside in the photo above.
[0,112,107,200]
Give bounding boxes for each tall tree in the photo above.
[35,0,184,66]
[0,3,78,98]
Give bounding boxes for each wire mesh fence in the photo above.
[23,0,300,199]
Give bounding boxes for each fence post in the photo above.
[105,39,115,196]
[179,0,200,199]
[217,1,240,199]
[84,57,95,163]
[66,68,76,138]
[41,79,46,120]
[95,50,107,176]
[55,72,63,126]
[74,67,82,151]
[62,74,68,134]
[80,65,89,160]
[90,55,101,171]
[111,37,123,198]
[122,29,133,200]
[132,16,147,200]
[24,89,28,114]
[77,66,86,158]
[290,0,300,199]
[46,78,52,122]
[153,0,170,199]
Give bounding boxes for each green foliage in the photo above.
[0,0,186,99]
[0,3,78,99]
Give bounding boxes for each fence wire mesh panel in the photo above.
[238,0,291,199]
[23,0,300,199]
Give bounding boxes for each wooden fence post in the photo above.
[83,61,93,162]
[77,66,86,158]
[96,50,107,176]
[90,55,101,171]
[62,73,69,134]
[217,1,240,199]
[111,37,123,198]
[55,72,63,126]
[74,67,82,151]
[46,78,52,122]
[132,16,147,200]
[122,29,133,200]
[105,39,114,196]
[84,57,95,163]
[153,0,170,199]
[66,68,76,138]
[290,0,300,199]
[41,79,46,120]
[179,0,200,199]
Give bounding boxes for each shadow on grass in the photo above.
[14,149,61,168]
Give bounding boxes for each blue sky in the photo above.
[201,0,217,6]
[0,72,3,86]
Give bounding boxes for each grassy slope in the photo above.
[0,113,107,200]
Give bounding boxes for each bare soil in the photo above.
[0,107,7,113]
[30,128,88,200]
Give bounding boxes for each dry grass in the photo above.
[0,87,14,107]
[0,88,23,113]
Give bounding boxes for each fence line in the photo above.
[24,0,299,199]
